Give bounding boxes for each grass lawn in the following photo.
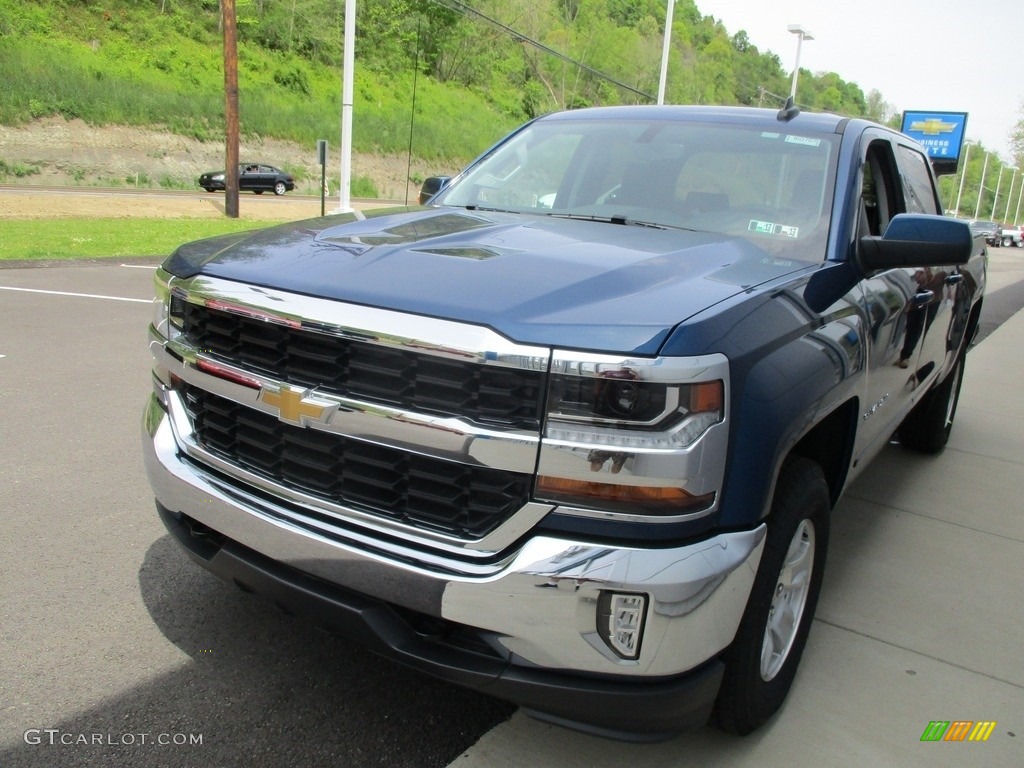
[0,217,276,261]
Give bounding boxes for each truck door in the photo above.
[853,137,922,461]
[239,164,257,192]
[893,143,963,387]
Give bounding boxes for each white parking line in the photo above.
[0,286,150,303]
[120,264,157,269]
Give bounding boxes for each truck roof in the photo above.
[538,104,853,135]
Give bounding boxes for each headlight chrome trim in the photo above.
[537,351,730,522]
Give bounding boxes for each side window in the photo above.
[859,142,901,237]
[896,146,940,215]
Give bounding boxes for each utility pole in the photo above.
[223,0,240,218]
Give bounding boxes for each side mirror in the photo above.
[418,176,452,205]
[858,214,973,272]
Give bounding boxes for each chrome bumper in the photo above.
[143,392,764,680]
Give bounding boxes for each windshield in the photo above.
[437,115,839,261]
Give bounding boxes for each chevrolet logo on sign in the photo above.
[908,118,958,136]
[258,385,337,427]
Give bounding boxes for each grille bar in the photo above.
[183,304,544,429]
[183,386,531,539]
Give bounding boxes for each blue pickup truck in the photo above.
[143,104,985,739]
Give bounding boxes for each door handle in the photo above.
[944,273,964,285]
[912,290,934,306]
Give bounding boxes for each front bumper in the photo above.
[143,393,765,738]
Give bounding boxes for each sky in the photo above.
[700,0,1021,163]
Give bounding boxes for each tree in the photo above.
[865,89,893,124]
[1009,100,1024,170]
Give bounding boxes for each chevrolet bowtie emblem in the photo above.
[258,385,337,426]
[908,118,957,136]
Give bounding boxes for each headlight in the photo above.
[536,352,729,519]
[546,372,722,445]
[544,353,724,447]
[151,268,185,341]
[212,173,225,181]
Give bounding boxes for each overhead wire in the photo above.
[429,0,655,102]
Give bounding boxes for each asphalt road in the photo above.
[0,263,512,768]
[1,250,1023,768]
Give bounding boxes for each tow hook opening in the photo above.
[156,503,225,560]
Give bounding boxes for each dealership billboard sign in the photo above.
[901,111,969,176]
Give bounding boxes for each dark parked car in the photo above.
[417,175,451,205]
[967,219,999,247]
[199,164,295,195]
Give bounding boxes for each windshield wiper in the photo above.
[546,212,678,231]
[462,204,520,214]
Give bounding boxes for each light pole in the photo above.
[974,150,990,220]
[990,163,1005,220]
[338,0,356,213]
[1015,174,1024,226]
[657,0,675,105]
[953,141,973,218]
[787,25,814,101]
[1005,168,1019,223]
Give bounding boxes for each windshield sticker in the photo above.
[784,135,822,148]
[760,132,781,139]
[748,220,800,238]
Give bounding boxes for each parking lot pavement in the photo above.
[448,303,1024,766]
[0,263,511,768]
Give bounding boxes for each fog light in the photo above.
[598,592,647,660]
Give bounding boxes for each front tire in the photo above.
[1002,236,1013,247]
[714,456,830,735]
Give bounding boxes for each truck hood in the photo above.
[167,207,811,354]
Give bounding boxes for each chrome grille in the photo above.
[183,304,544,429]
[182,385,532,539]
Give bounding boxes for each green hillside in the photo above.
[0,0,916,200]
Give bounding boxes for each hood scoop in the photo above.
[316,210,494,249]
[411,246,503,261]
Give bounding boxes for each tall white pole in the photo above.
[339,0,355,213]
[990,164,1005,220]
[974,151,990,220]
[787,26,813,101]
[790,35,803,99]
[1004,168,1019,222]
[656,0,675,105]
[953,142,972,218]
[1015,173,1024,225]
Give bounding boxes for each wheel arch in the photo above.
[789,398,860,509]
[716,338,863,529]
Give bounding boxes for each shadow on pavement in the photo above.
[1,535,513,768]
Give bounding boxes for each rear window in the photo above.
[896,145,940,215]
